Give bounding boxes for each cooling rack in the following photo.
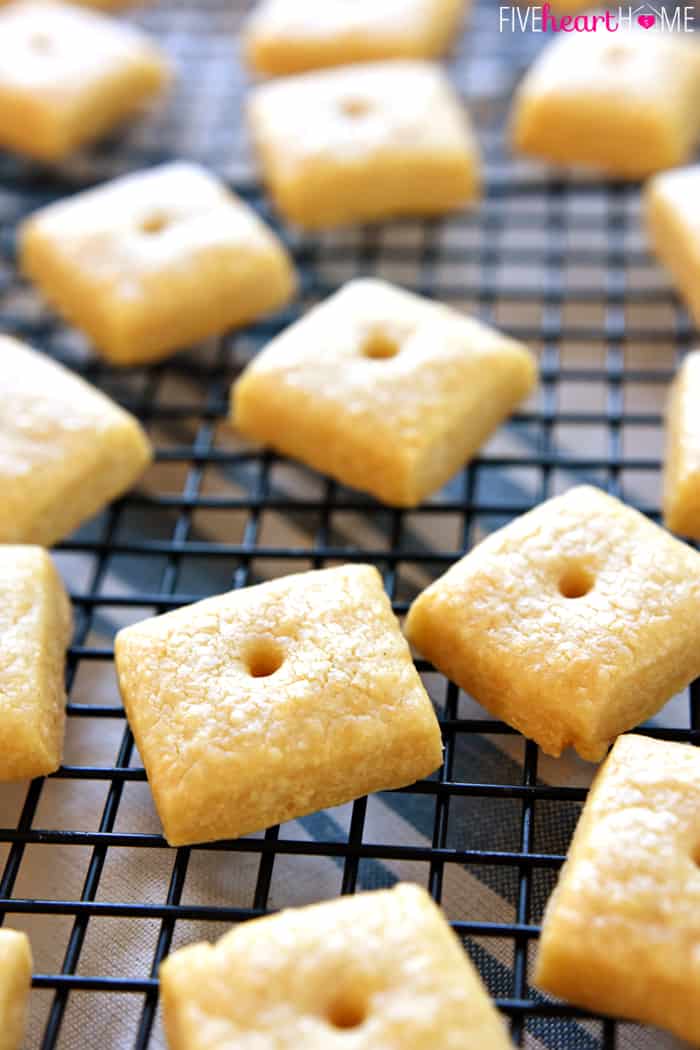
[0,0,697,1047]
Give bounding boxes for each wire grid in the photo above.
[0,0,698,1048]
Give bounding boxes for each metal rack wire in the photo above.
[0,0,698,1047]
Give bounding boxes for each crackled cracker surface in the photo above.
[511,29,700,177]
[248,61,480,228]
[645,164,700,329]
[244,0,465,75]
[535,734,700,1045]
[160,883,511,1050]
[115,565,442,845]
[663,350,700,538]
[0,546,72,781]
[0,0,170,161]
[406,485,700,761]
[0,335,152,546]
[20,163,297,366]
[0,929,32,1050]
[20,160,295,365]
[233,278,535,507]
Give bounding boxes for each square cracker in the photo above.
[0,0,170,162]
[160,883,511,1050]
[20,162,297,366]
[0,929,32,1050]
[0,546,72,780]
[645,164,700,329]
[406,485,700,760]
[511,28,700,177]
[115,565,442,846]
[232,278,535,507]
[248,60,480,228]
[535,734,700,1046]
[663,350,700,538]
[244,0,465,76]
[0,335,151,546]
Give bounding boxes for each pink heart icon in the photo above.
[637,13,655,27]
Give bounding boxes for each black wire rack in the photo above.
[0,0,698,1048]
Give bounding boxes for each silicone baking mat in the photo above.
[0,0,696,1047]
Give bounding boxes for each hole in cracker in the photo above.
[340,97,371,118]
[29,32,52,52]
[362,331,400,360]
[139,213,170,235]
[245,640,284,679]
[605,43,628,60]
[558,565,595,600]
[327,995,367,1030]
